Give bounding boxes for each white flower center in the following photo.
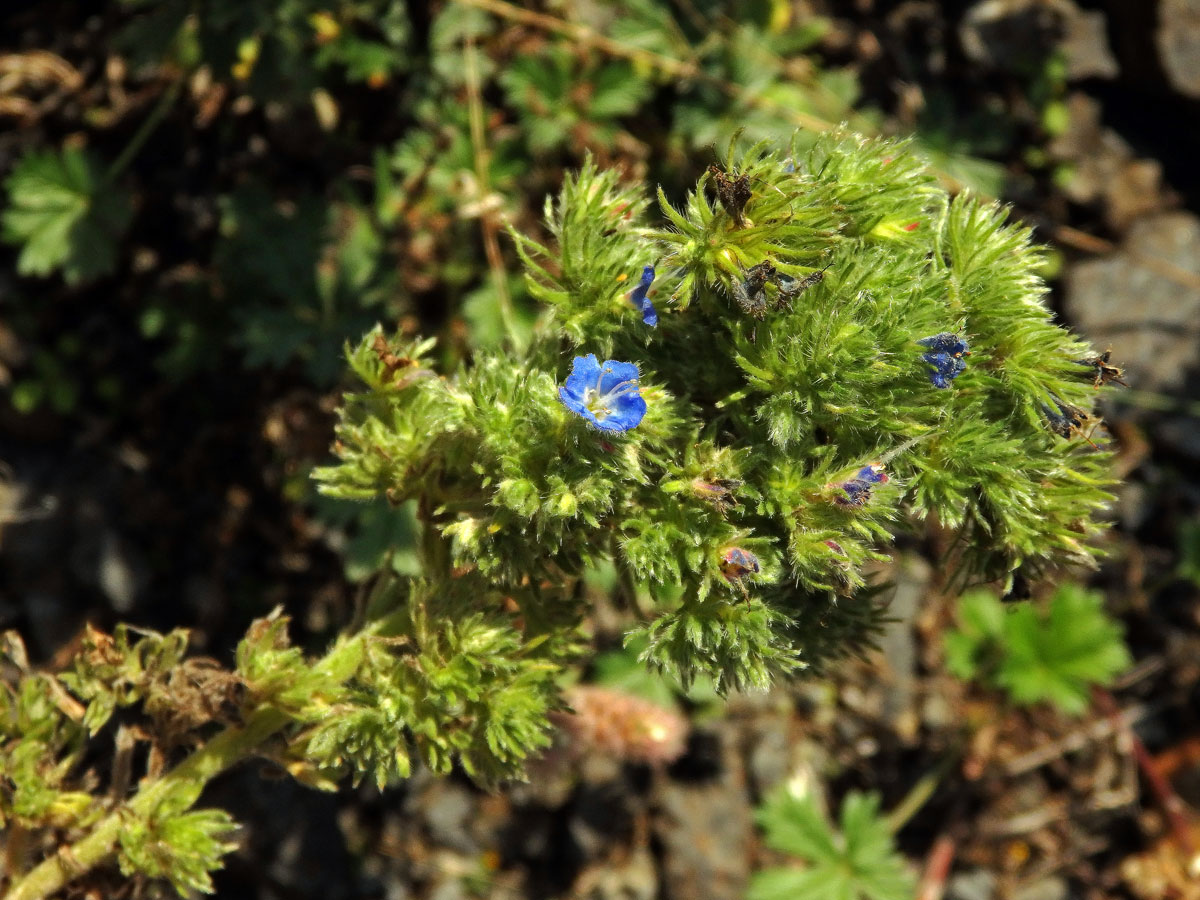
[583,368,639,421]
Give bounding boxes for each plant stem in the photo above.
[1093,688,1199,865]
[105,75,183,183]
[3,707,286,900]
[3,632,368,900]
[463,35,518,349]
[885,751,959,834]
[915,833,957,900]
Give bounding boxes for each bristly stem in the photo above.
[3,706,288,900]
[3,632,370,900]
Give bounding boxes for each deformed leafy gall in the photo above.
[1076,347,1127,388]
[732,262,777,319]
[691,477,741,512]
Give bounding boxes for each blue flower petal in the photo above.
[596,392,646,432]
[558,355,647,433]
[836,480,872,506]
[597,359,640,395]
[558,384,590,419]
[640,298,658,327]
[922,350,952,370]
[561,353,602,407]
[921,349,966,388]
[854,464,887,484]
[628,265,658,327]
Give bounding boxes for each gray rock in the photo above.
[947,868,997,900]
[1117,481,1154,530]
[97,529,146,614]
[654,727,753,900]
[1060,5,1118,79]
[879,557,929,742]
[421,781,479,854]
[960,0,1063,73]
[959,0,1116,78]
[1012,875,1069,900]
[1064,212,1200,390]
[571,847,658,900]
[746,713,792,796]
[1105,159,1165,232]
[1158,0,1200,97]
[1048,93,1163,229]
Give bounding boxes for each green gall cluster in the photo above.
[318,132,1115,702]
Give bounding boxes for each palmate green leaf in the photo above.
[589,61,654,117]
[946,584,1131,715]
[752,788,914,900]
[996,584,1131,715]
[756,787,839,860]
[2,147,133,285]
[942,589,1007,681]
[747,866,840,900]
[840,793,914,900]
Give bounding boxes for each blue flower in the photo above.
[917,332,970,388]
[559,354,647,433]
[628,265,657,327]
[833,463,889,507]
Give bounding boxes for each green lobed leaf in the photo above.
[752,788,914,900]
[2,147,133,285]
[995,584,1131,714]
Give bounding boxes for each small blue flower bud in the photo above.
[628,265,658,327]
[917,332,970,388]
[720,547,760,581]
[833,463,889,507]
